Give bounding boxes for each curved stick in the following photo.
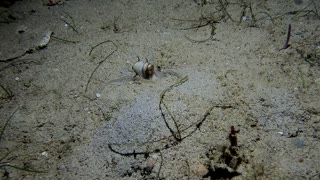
[279,24,291,51]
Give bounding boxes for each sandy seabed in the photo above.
[0,0,320,179]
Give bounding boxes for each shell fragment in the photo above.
[132,61,154,79]
[38,31,53,49]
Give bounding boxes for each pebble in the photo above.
[145,158,156,172]
[16,25,27,33]
[40,151,49,158]
[194,162,209,177]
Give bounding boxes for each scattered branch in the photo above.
[108,87,236,159]
[159,76,188,141]
[254,12,274,24]
[0,50,32,63]
[0,107,19,143]
[217,0,236,22]
[60,10,79,34]
[173,0,234,43]
[108,144,151,158]
[51,35,80,44]
[85,40,118,94]
[0,164,47,173]
[89,40,117,56]
[179,104,234,140]
[0,84,13,99]
[0,31,53,63]
[60,18,78,34]
[0,107,47,174]
[249,3,256,26]
[157,150,163,180]
[185,159,190,180]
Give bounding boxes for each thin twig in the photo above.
[249,3,256,25]
[0,33,56,63]
[0,149,13,162]
[185,159,190,180]
[0,85,13,99]
[60,10,78,33]
[0,107,19,143]
[0,107,48,174]
[159,76,188,141]
[173,12,223,43]
[0,164,47,173]
[0,51,29,63]
[218,0,236,22]
[51,35,79,44]
[184,35,212,43]
[185,34,219,43]
[179,104,235,140]
[271,1,318,20]
[292,1,314,19]
[85,40,118,94]
[108,144,149,158]
[0,59,40,72]
[255,12,274,24]
[279,24,291,51]
[89,40,117,56]
[311,0,319,18]
[108,102,234,150]
[60,18,79,34]
[178,20,212,30]
[157,150,163,180]
[61,10,76,27]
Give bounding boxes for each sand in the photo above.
[0,0,320,179]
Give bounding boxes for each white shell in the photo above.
[242,16,247,22]
[132,61,154,79]
[38,31,53,49]
[40,151,49,158]
[132,61,145,77]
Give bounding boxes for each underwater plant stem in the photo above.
[159,76,188,141]
[0,107,19,143]
[280,24,291,51]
